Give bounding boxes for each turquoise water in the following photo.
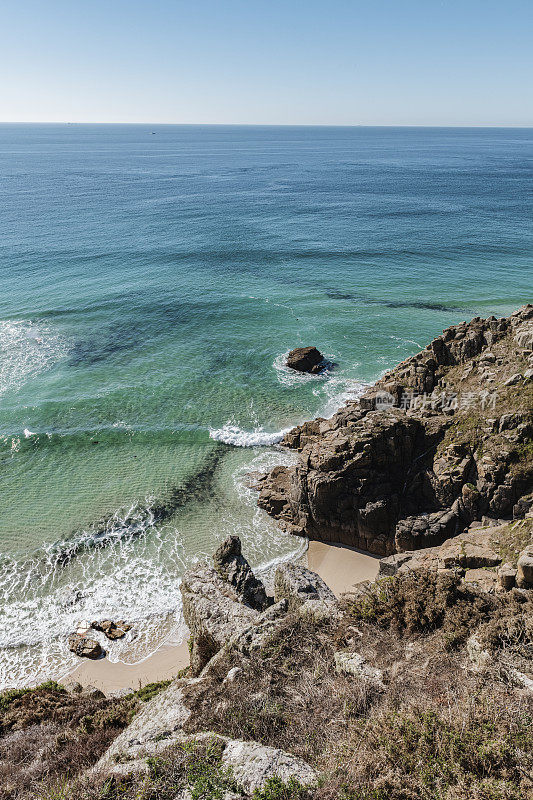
[0,125,531,687]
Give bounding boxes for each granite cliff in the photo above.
[258,305,533,554]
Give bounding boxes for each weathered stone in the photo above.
[213,536,270,611]
[334,651,385,690]
[63,680,83,693]
[516,545,533,588]
[466,633,492,671]
[93,679,198,774]
[68,634,103,660]
[439,537,501,569]
[463,568,498,593]
[286,346,325,374]
[378,552,416,576]
[497,563,517,590]
[221,739,317,793]
[504,373,522,386]
[274,563,337,611]
[395,508,460,552]
[91,620,132,640]
[82,685,106,699]
[228,600,289,657]
[181,563,258,675]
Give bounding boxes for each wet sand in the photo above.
[70,540,379,692]
[68,641,190,693]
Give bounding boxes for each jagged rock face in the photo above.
[181,564,258,675]
[274,563,338,613]
[258,306,533,555]
[378,521,533,593]
[213,536,270,611]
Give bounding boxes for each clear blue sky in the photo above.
[1,0,531,125]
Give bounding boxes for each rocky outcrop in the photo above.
[67,635,103,659]
[259,305,533,555]
[286,346,325,374]
[181,564,259,675]
[93,679,196,775]
[378,518,533,594]
[213,536,270,611]
[274,563,338,618]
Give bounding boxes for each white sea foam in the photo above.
[0,499,190,690]
[209,423,291,448]
[315,375,369,419]
[0,319,68,397]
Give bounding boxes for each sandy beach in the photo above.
[306,540,380,596]
[69,540,379,693]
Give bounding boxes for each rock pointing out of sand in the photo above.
[286,346,325,374]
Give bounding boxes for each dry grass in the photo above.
[2,574,532,800]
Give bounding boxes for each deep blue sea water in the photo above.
[0,124,531,687]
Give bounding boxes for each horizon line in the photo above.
[0,121,532,129]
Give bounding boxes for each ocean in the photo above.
[0,124,531,688]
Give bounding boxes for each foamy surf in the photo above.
[0,319,69,397]
[209,423,291,447]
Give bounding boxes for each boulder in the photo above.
[68,634,103,660]
[220,739,317,793]
[497,563,517,590]
[286,346,325,374]
[213,536,270,611]
[91,620,132,640]
[516,545,533,589]
[181,563,258,675]
[274,563,337,612]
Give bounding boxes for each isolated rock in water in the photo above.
[91,619,132,640]
[517,545,533,588]
[68,634,103,660]
[181,563,258,674]
[274,563,338,610]
[221,739,317,793]
[213,536,270,611]
[286,346,325,374]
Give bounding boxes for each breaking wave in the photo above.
[0,319,69,397]
[209,424,291,448]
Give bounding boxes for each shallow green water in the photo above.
[0,124,531,687]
